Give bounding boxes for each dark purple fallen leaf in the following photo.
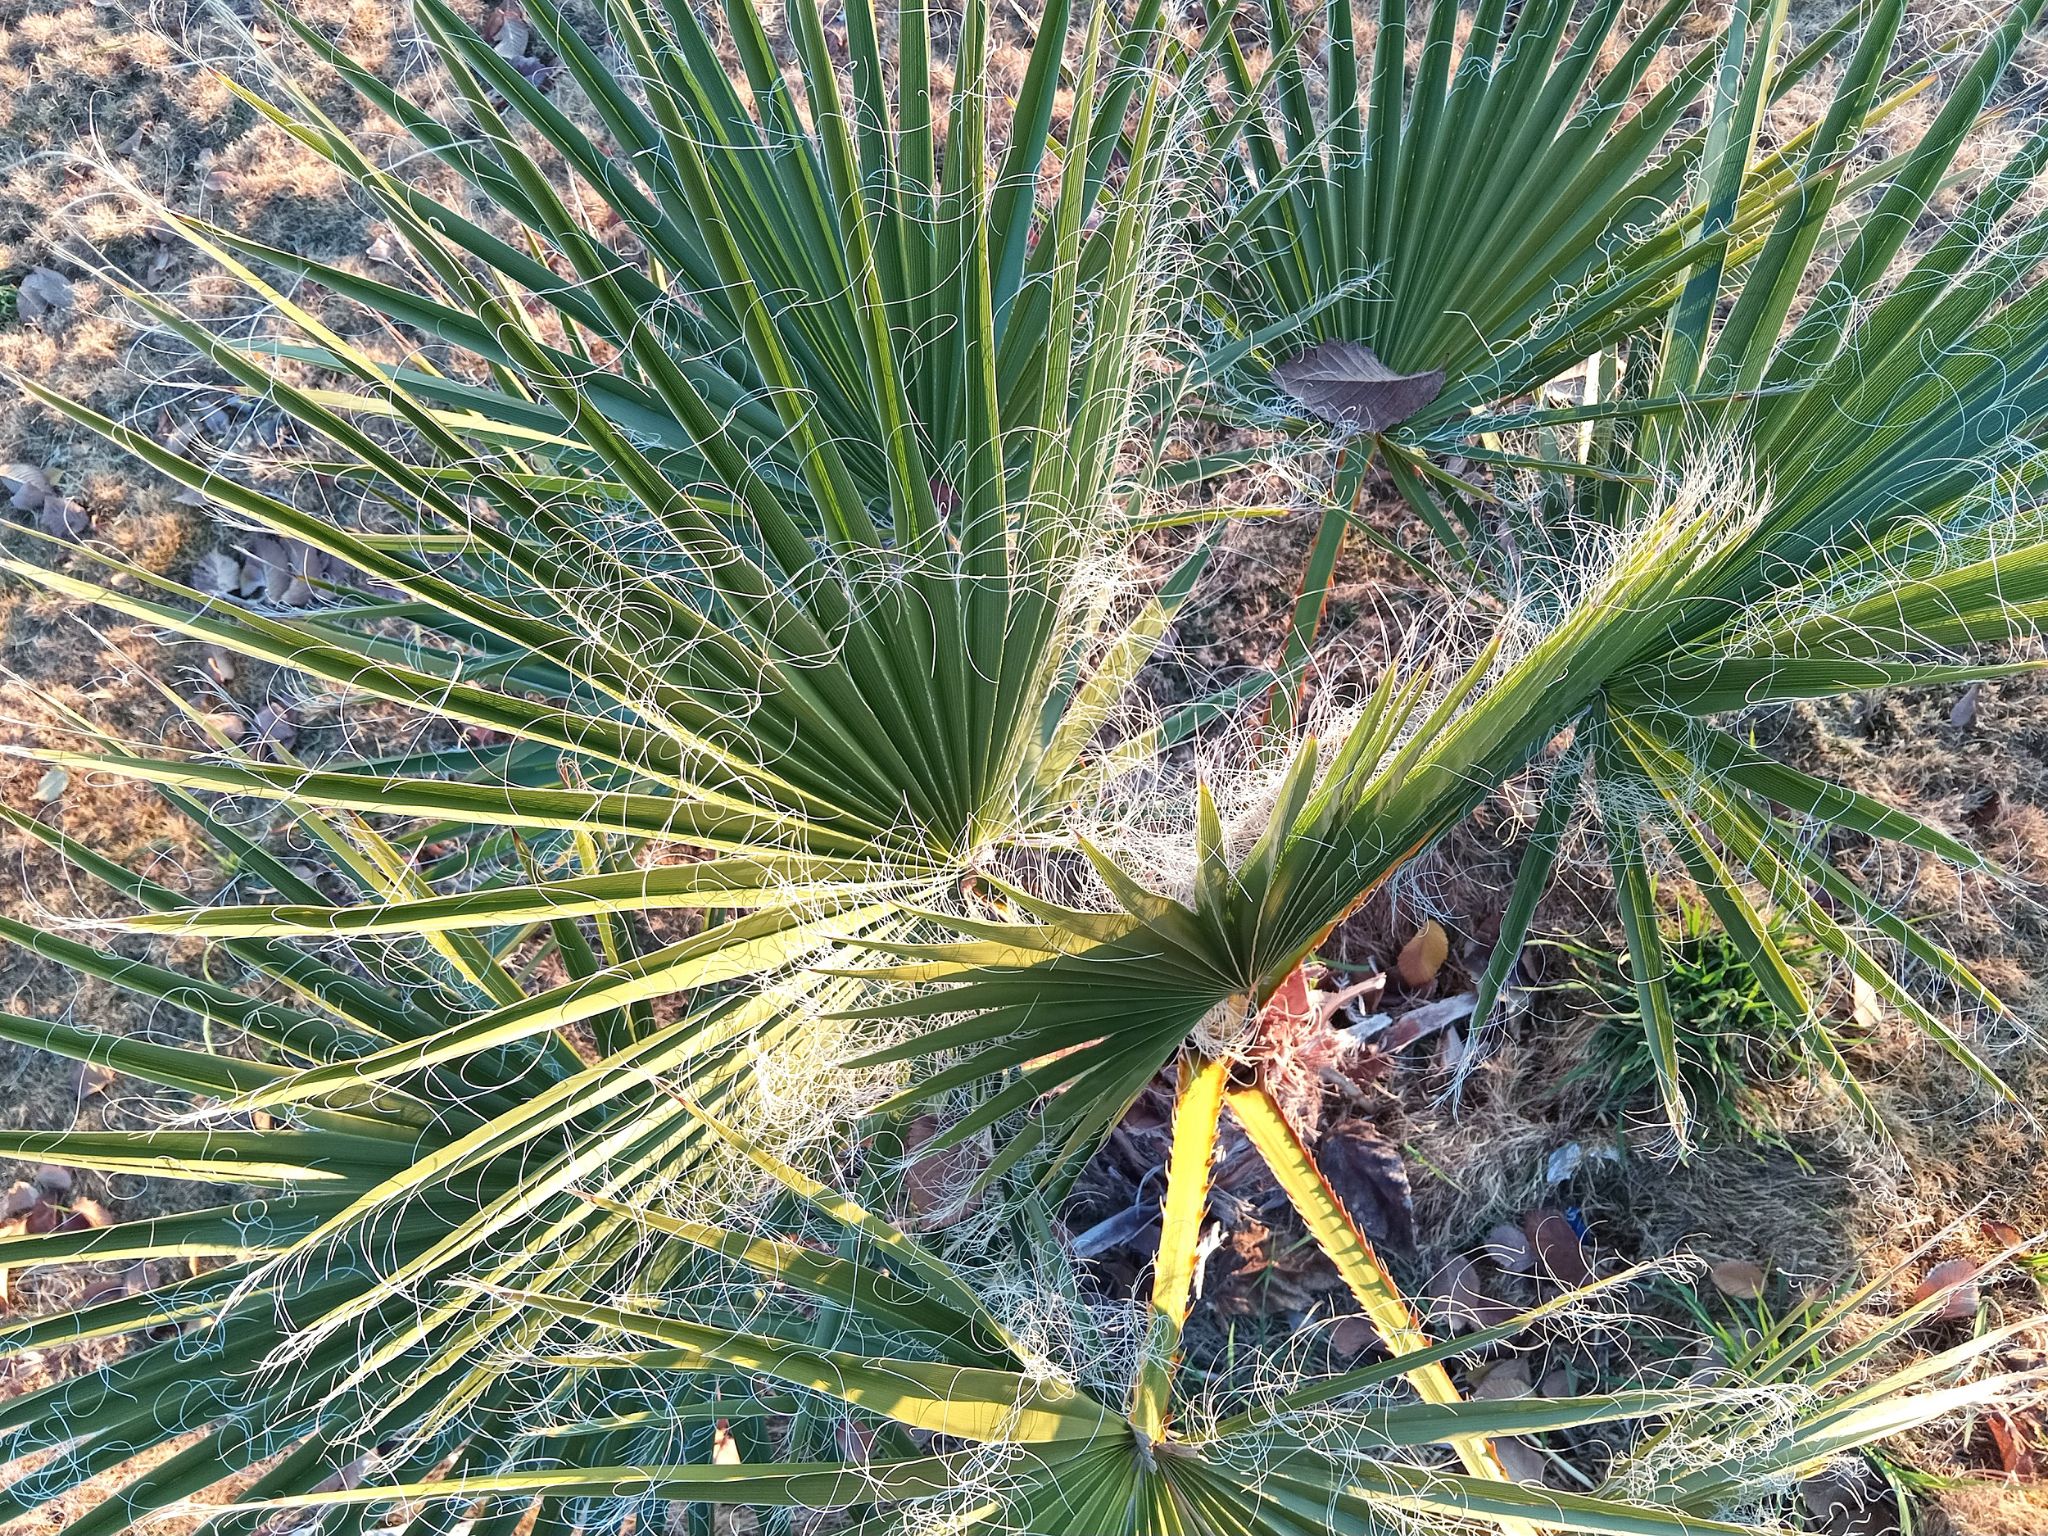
[1273,341,1446,433]
[1316,1118,1414,1250]
[1482,1222,1536,1273]
[1,464,53,513]
[1799,1458,1899,1536]
[16,267,76,325]
[1523,1208,1595,1286]
[36,496,91,542]
[249,704,298,759]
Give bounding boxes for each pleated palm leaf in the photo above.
[0,0,2039,1528]
[1184,0,1942,430]
[1401,0,2048,1129]
[857,150,2048,1146]
[210,1095,2029,1535]
[1179,0,2042,628]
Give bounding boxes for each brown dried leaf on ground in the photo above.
[1988,1410,2043,1479]
[1424,1252,1516,1334]
[1395,919,1450,990]
[1523,1208,1595,1286]
[1799,1458,1899,1536]
[189,550,241,596]
[248,703,297,759]
[1473,1358,1533,1399]
[1492,1436,1548,1485]
[1315,1117,1415,1250]
[1709,1258,1768,1299]
[1912,1257,1983,1322]
[897,1114,987,1233]
[1272,341,1445,434]
[1483,1221,1537,1273]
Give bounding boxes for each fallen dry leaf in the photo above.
[1426,1253,1515,1334]
[1911,1258,1982,1322]
[1482,1222,1536,1274]
[1980,1218,2028,1251]
[1987,1409,2042,1479]
[57,1198,113,1232]
[34,766,68,803]
[1492,1436,1547,1485]
[193,148,230,194]
[1,463,53,513]
[36,495,91,542]
[190,550,242,596]
[1383,991,1474,1049]
[1394,920,1450,990]
[1272,340,1446,434]
[1329,1312,1379,1358]
[77,1276,127,1307]
[239,537,293,602]
[73,1060,116,1098]
[1709,1259,1768,1300]
[1316,1118,1415,1250]
[898,1115,987,1233]
[1472,1358,1533,1400]
[1523,1209,1595,1286]
[250,703,298,758]
[16,267,77,324]
[1951,682,1981,733]
[33,1165,73,1196]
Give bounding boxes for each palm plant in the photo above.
[1099,0,2048,1130]
[0,0,1223,1524]
[1179,0,2044,706]
[0,0,2040,1530]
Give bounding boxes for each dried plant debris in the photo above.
[1272,341,1446,433]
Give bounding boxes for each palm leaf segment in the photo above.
[1187,0,1886,425]
[14,0,1221,885]
[1437,0,2048,1133]
[0,0,1224,1526]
